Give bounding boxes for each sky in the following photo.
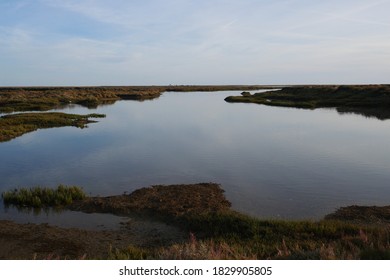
[1,0,390,86]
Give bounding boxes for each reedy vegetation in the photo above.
[111,212,390,260]
[2,185,86,208]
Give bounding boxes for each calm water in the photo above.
[1,90,390,225]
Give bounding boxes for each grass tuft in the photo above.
[2,185,86,208]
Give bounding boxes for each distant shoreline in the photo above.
[225,84,390,120]
[0,85,274,113]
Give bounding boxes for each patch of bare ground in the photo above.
[69,183,231,218]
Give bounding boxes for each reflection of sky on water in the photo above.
[1,91,390,222]
[0,202,128,230]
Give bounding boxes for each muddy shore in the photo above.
[1,183,390,260]
[0,183,228,259]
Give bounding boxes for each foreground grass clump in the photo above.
[0,112,105,142]
[109,211,390,260]
[2,185,86,208]
[178,212,390,259]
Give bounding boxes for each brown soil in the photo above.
[0,183,229,259]
[69,183,231,217]
[3,183,387,260]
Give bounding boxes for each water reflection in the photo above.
[336,107,390,120]
[0,201,128,230]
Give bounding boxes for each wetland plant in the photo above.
[1,185,86,208]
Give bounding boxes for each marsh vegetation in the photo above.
[2,185,86,208]
[0,112,105,142]
[0,85,269,113]
[2,183,390,259]
[225,85,390,119]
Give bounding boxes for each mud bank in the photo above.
[1,183,390,260]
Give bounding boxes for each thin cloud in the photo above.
[1,0,390,85]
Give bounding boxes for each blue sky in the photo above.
[1,0,390,85]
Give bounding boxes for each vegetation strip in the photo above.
[225,85,390,120]
[0,112,105,142]
[0,85,270,113]
[2,183,390,259]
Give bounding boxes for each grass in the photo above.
[109,211,390,260]
[2,185,86,208]
[156,210,390,259]
[0,112,105,142]
[0,87,157,113]
[225,85,390,120]
[70,183,390,260]
[4,183,390,259]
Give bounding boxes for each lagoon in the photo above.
[1,90,390,224]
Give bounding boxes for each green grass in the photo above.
[0,112,105,142]
[2,185,86,208]
[70,183,390,260]
[109,211,390,260]
[4,183,390,259]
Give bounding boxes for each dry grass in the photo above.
[3,183,390,259]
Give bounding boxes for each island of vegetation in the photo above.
[225,85,390,120]
[1,184,390,260]
[0,112,105,142]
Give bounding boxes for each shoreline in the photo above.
[0,85,272,113]
[1,183,390,260]
[225,85,390,120]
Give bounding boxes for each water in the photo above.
[1,90,390,224]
